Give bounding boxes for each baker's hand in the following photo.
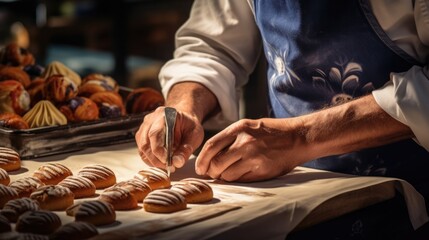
[135,106,204,172]
[195,118,307,182]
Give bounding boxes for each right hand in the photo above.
[135,106,204,172]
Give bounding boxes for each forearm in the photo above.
[166,82,219,123]
[297,94,414,161]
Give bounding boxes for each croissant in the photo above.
[0,112,29,129]
[0,42,35,67]
[59,97,99,122]
[79,74,119,97]
[0,66,31,88]
[0,80,30,116]
[125,87,164,114]
[44,74,78,103]
[89,92,125,117]
[26,78,45,106]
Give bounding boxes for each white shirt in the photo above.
[159,0,429,150]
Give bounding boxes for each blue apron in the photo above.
[253,0,429,199]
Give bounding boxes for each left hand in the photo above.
[195,118,309,182]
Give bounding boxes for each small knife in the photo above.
[164,107,177,177]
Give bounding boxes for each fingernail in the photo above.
[173,155,185,167]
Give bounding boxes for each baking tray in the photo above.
[0,87,147,159]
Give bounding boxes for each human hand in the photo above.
[135,106,204,172]
[195,118,308,182]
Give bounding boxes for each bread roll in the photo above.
[0,197,40,222]
[30,185,74,211]
[0,168,10,185]
[108,178,152,202]
[50,221,98,240]
[99,187,138,210]
[170,178,213,203]
[15,210,61,235]
[143,189,186,213]
[8,176,45,198]
[0,80,30,116]
[58,176,96,198]
[135,167,170,190]
[0,112,29,130]
[0,43,35,67]
[66,200,116,226]
[32,163,72,185]
[0,214,11,233]
[0,147,21,172]
[0,184,19,208]
[77,164,116,189]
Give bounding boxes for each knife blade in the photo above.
[164,107,177,177]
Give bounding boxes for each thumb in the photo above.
[172,127,203,168]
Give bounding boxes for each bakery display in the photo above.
[59,97,99,122]
[8,177,45,198]
[32,163,72,185]
[0,214,11,233]
[66,200,116,226]
[30,185,74,211]
[108,178,152,202]
[0,147,21,172]
[0,80,30,116]
[42,61,81,86]
[125,87,164,114]
[170,178,214,203]
[23,100,68,128]
[0,197,40,222]
[90,91,125,118]
[78,73,119,97]
[43,74,78,104]
[0,66,31,87]
[50,221,98,240]
[77,164,116,189]
[143,189,187,213]
[135,167,171,190]
[26,78,45,106]
[0,184,19,208]
[15,210,61,235]
[99,187,138,210]
[0,43,35,67]
[58,176,96,199]
[0,112,29,129]
[0,168,9,185]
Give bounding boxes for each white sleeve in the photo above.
[158,0,261,128]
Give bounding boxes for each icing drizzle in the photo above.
[143,189,185,206]
[78,165,115,181]
[33,163,72,180]
[58,176,96,189]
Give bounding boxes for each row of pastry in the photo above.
[0,43,165,129]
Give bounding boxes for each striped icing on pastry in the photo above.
[17,210,61,227]
[111,178,151,192]
[33,163,72,180]
[66,200,115,217]
[58,176,95,189]
[135,167,168,183]
[0,184,18,198]
[170,179,211,195]
[30,185,73,198]
[100,187,132,201]
[0,168,9,183]
[78,165,114,181]
[9,177,44,193]
[2,197,40,213]
[0,147,19,164]
[143,189,185,206]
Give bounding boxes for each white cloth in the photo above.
[159,0,429,149]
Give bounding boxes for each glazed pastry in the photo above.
[66,200,116,226]
[77,164,116,189]
[0,112,29,129]
[8,177,45,198]
[43,74,78,103]
[0,214,11,233]
[170,178,213,203]
[99,187,138,210]
[125,87,164,114]
[0,147,21,172]
[0,168,9,185]
[79,73,119,97]
[0,43,35,67]
[0,184,19,208]
[59,97,99,122]
[23,64,45,79]
[0,80,30,115]
[23,100,67,128]
[42,61,81,86]
[26,78,45,106]
[50,221,98,240]
[32,163,72,185]
[89,91,125,117]
[108,178,151,202]
[30,185,74,211]
[143,189,187,213]
[0,66,31,87]
[58,176,96,198]
[0,197,40,222]
[15,210,61,235]
[135,167,171,190]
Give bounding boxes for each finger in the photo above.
[172,144,192,168]
[206,144,242,179]
[139,143,165,169]
[195,129,236,175]
[218,159,253,182]
[221,158,271,182]
[148,116,167,163]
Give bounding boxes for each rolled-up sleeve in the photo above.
[158,0,261,128]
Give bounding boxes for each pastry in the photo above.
[90,91,125,117]
[43,74,78,103]
[170,178,213,203]
[50,221,98,240]
[0,80,30,115]
[77,164,116,189]
[143,189,187,213]
[30,185,74,211]
[79,73,119,97]
[26,78,45,106]
[135,167,171,190]
[0,185,19,208]
[9,177,45,198]
[0,214,11,233]
[0,168,9,185]
[23,101,67,128]
[0,66,31,87]
[0,112,29,129]
[0,197,40,222]
[58,176,96,198]
[32,163,72,185]
[108,178,151,202]
[125,87,164,114]
[15,210,61,235]
[42,61,81,86]
[99,187,138,210]
[0,147,21,172]
[59,97,99,122]
[66,200,116,226]
[0,43,35,67]
[23,64,45,79]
